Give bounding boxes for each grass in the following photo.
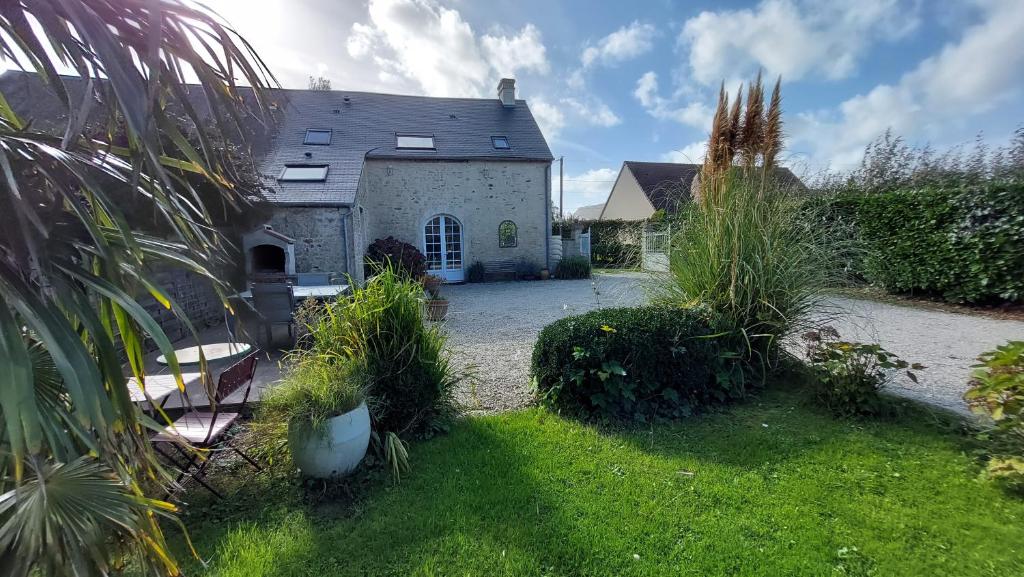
[173,387,1024,577]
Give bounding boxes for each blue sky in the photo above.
[198,1,1024,210]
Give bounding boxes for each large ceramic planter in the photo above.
[288,402,371,478]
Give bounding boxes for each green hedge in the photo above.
[590,220,642,269]
[833,181,1024,303]
[531,306,747,420]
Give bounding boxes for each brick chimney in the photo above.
[497,78,516,108]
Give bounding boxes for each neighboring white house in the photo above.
[598,161,804,221]
[257,78,553,283]
[573,203,606,221]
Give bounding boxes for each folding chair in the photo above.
[152,351,261,498]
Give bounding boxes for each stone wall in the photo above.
[140,267,224,346]
[358,159,551,271]
[266,206,352,275]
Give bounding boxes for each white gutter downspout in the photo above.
[544,162,551,272]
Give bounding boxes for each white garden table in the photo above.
[156,342,252,366]
[236,284,349,300]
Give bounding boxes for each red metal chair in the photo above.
[153,351,261,497]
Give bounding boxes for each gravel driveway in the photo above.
[443,273,1024,415]
[444,272,645,413]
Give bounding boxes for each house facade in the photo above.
[598,161,805,221]
[255,78,554,283]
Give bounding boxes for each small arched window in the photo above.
[498,220,517,248]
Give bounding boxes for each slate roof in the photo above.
[0,71,553,207]
[0,70,273,153]
[260,88,553,206]
[623,161,700,213]
[622,161,805,214]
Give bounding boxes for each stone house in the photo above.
[253,78,554,283]
[0,71,554,285]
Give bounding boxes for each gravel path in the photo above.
[444,273,645,414]
[813,296,1024,413]
[443,273,1024,415]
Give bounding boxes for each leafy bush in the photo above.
[653,169,838,362]
[516,258,541,279]
[802,328,921,416]
[556,255,591,279]
[531,306,747,420]
[964,341,1024,488]
[467,261,485,283]
[365,236,427,280]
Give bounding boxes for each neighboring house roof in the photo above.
[260,88,553,206]
[617,161,806,215]
[573,202,606,221]
[622,161,700,213]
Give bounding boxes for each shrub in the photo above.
[515,258,541,279]
[590,220,642,268]
[365,236,427,280]
[531,306,747,420]
[833,182,1024,303]
[802,328,921,416]
[964,341,1024,488]
[467,261,485,283]
[556,255,591,279]
[653,169,838,363]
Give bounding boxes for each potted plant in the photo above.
[420,273,443,295]
[540,268,550,280]
[259,357,371,478]
[425,285,449,321]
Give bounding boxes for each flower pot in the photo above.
[421,275,442,294]
[288,402,371,478]
[540,269,550,280]
[426,299,449,321]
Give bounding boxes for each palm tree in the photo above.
[0,1,275,575]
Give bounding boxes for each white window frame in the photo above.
[278,164,329,182]
[396,134,436,150]
[304,128,332,145]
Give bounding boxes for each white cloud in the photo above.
[581,21,657,68]
[680,0,919,86]
[660,141,708,164]
[561,97,622,127]
[530,97,565,140]
[346,0,549,97]
[481,24,550,78]
[632,71,714,130]
[562,167,619,212]
[790,0,1024,169]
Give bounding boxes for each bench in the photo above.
[483,259,518,282]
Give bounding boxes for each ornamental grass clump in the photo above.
[654,73,840,366]
[333,266,458,436]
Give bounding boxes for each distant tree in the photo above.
[309,75,332,90]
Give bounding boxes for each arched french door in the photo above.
[424,214,464,282]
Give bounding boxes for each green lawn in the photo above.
[174,388,1023,577]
